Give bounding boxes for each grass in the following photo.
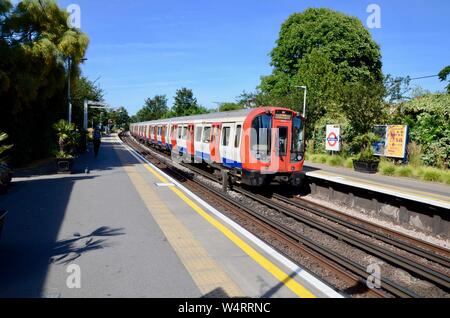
[395,166,413,178]
[421,167,443,182]
[326,156,344,167]
[306,152,449,185]
[379,162,396,176]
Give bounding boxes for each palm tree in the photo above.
[0,132,12,163]
[53,120,80,158]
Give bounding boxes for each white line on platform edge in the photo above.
[118,137,344,298]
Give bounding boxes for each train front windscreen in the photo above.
[291,116,305,162]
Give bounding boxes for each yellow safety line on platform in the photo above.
[310,170,450,204]
[141,163,316,298]
[119,158,244,298]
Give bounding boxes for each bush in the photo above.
[407,142,423,167]
[396,166,413,178]
[380,162,396,176]
[444,172,450,185]
[344,157,354,169]
[318,154,328,164]
[421,168,443,182]
[352,132,380,162]
[327,156,344,167]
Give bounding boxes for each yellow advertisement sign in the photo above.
[385,125,408,158]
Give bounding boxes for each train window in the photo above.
[235,125,242,148]
[177,126,182,139]
[277,126,288,157]
[182,126,188,140]
[222,127,231,146]
[251,114,272,160]
[202,127,211,143]
[291,117,305,162]
[195,127,202,142]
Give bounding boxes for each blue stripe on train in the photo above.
[222,158,242,169]
[193,151,242,169]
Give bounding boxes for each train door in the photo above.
[157,126,162,145]
[272,113,292,172]
[220,124,233,167]
[210,123,222,164]
[187,124,195,157]
[170,124,177,150]
[194,124,203,162]
[232,123,243,168]
[177,125,188,154]
[153,126,157,144]
[201,125,212,162]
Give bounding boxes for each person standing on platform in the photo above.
[93,126,102,158]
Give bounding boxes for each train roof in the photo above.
[134,108,254,126]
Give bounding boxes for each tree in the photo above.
[136,95,168,121]
[384,75,411,104]
[108,107,129,130]
[71,76,104,128]
[219,102,243,112]
[172,88,206,116]
[0,131,12,162]
[340,80,386,135]
[0,0,89,164]
[259,8,383,132]
[438,65,450,93]
[392,93,450,168]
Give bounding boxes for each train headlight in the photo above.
[297,154,303,161]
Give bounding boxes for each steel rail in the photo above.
[121,135,421,297]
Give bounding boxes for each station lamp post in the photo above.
[67,57,88,124]
[295,85,307,118]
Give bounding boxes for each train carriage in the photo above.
[130,106,305,187]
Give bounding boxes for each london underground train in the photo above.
[130,107,305,186]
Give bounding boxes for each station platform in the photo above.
[303,162,450,210]
[0,136,341,298]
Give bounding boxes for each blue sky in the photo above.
[50,0,450,115]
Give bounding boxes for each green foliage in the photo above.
[259,8,383,135]
[109,107,130,130]
[396,166,413,178]
[219,102,243,112]
[393,93,450,168]
[421,168,442,182]
[340,80,386,134]
[172,88,206,117]
[384,75,411,104]
[352,132,380,162]
[53,119,79,158]
[344,157,355,169]
[71,76,104,128]
[137,95,169,121]
[438,65,450,93]
[0,0,89,165]
[407,142,423,167]
[0,131,13,162]
[326,156,344,167]
[379,161,396,176]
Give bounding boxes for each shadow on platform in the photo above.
[0,140,133,297]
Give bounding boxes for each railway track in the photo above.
[121,133,450,298]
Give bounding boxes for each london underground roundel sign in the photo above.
[325,125,341,151]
